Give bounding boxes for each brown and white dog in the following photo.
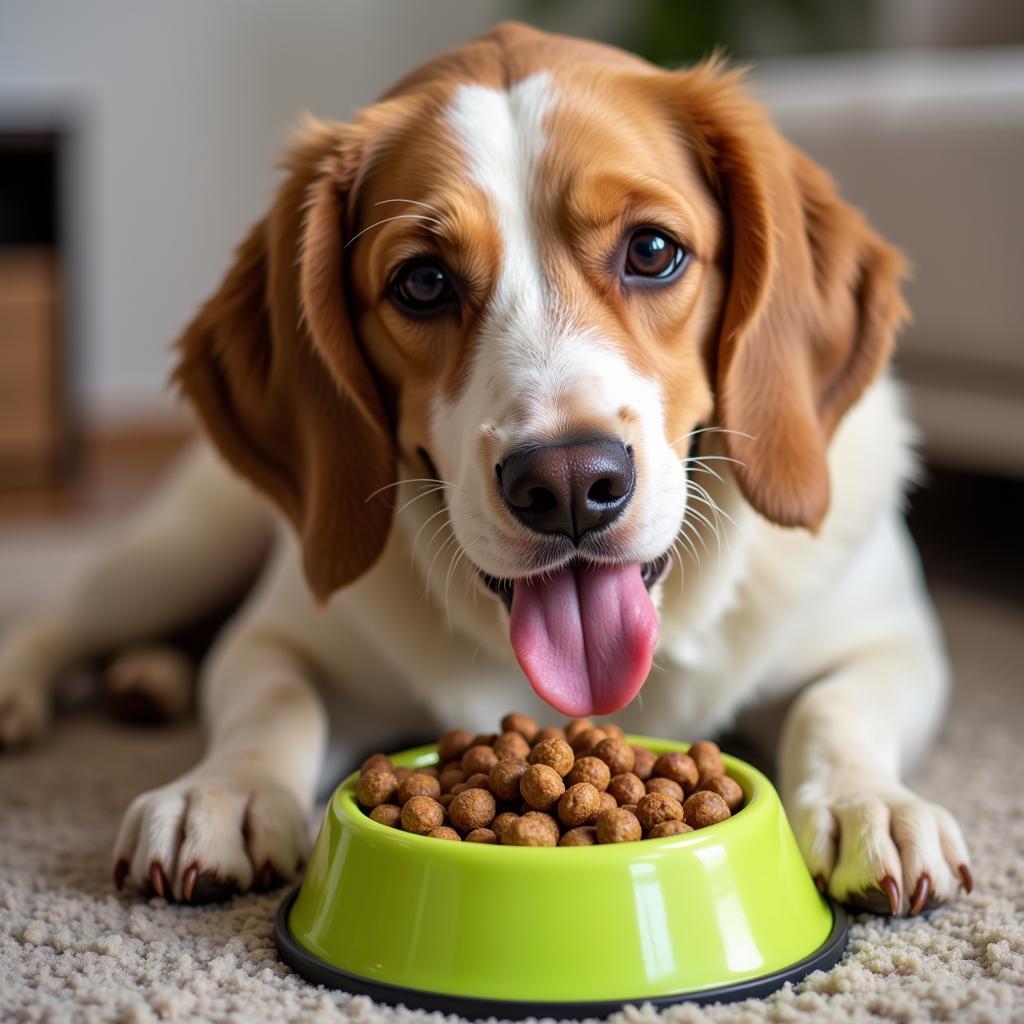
[0,23,971,913]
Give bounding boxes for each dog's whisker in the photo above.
[364,477,456,502]
[685,462,726,482]
[681,454,746,468]
[409,505,451,568]
[344,213,442,249]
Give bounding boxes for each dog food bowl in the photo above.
[275,738,847,1017]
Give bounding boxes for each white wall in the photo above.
[0,0,525,422]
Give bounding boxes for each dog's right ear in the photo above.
[173,120,396,602]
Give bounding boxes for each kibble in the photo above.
[398,773,441,804]
[688,740,725,781]
[401,795,445,834]
[489,758,529,801]
[683,790,731,828]
[645,777,684,801]
[520,763,565,811]
[438,729,473,764]
[494,730,531,761]
[353,713,743,843]
[632,746,657,781]
[607,772,646,806]
[449,788,496,833]
[594,737,635,776]
[557,782,601,828]
[596,808,642,844]
[567,756,611,792]
[461,744,498,776]
[500,713,538,742]
[529,737,574,777]
[698,774,744,811]
[357,769,398,808]
[636,792,685,832]
[652,752,699,793]
[428,825,462,841]
[369,804,402,828]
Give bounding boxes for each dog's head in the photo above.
[175,23,906,717]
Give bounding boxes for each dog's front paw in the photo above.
[112,771,310,902]
[0,679,50,750]
[788,784,972,916]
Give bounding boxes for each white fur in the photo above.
[0,81,969,915]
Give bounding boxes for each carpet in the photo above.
[1,582,1022,1024]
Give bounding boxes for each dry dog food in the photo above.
[354,713,743,844]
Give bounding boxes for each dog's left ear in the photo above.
[670,62,909,530]
[174,119,397,601]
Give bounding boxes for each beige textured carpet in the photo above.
[1,582,1022,1024]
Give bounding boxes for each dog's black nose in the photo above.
[497,437,635,541]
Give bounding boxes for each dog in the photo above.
[0,22,971,914]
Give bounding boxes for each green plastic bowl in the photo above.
[276,738,846,1017]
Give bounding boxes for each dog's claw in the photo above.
[910,873,931,916]
[149,862,167,899]
[182,863,199,902]
[258,861,275,891]
[113,858,129,891]
[814,873,827,895]
[880,874,900,915]
[959,864,974,894]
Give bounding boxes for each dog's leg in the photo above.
[778,518,971,915]
[112,619,326,901]
[0,443,273,747]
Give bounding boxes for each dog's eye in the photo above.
[390,259,456,315]
[624,228,687,280]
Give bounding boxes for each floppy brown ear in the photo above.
[674,62,908,530]
[173,121,396,600]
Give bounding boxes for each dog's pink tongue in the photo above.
[509,563,658,717]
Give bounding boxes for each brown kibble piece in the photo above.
[524,811,560,844]
[698,774,744,812]
[557,783,601,828]
[465,827,498,843]
[464,772,491,791]
[636,792,685,832]
[393,766,413,784]
[369,804,402,828]
[439,793,455,809]
[401,796,445,834]
[461,744,498,776]
[439,766,465,793]
[688,740,725,781]
[601,723,625,739]
[594,737,635,776]
[620,804,639,816]
[489,758,529,802]
[529,737,574,777]
[418,766,440,779]
[449,788,497,832]
[502,812,558,846]
[652,752,699,792]
[567,756,611,792]
[491,812,520,839]
[559,825,598,846]
[398,773,441,804]
[494,731,531,761]
[571,727,608,755]
[631,746,656,781]
[438,729,474,764]
[471,732,498,748]
[520,763,565,811]
[449,782,468,796]
[360,753,393,774]
[588,791,618,823]
[596,808,642,844]
[607,772,645,806]
[645,777,684,801]
[357,769,398,808]
[564,718,594,742]
[500,713,538,742]
[684,790,731,829]
[648,820,694,838]
[428,826,461,841]
[533,726,567,745]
